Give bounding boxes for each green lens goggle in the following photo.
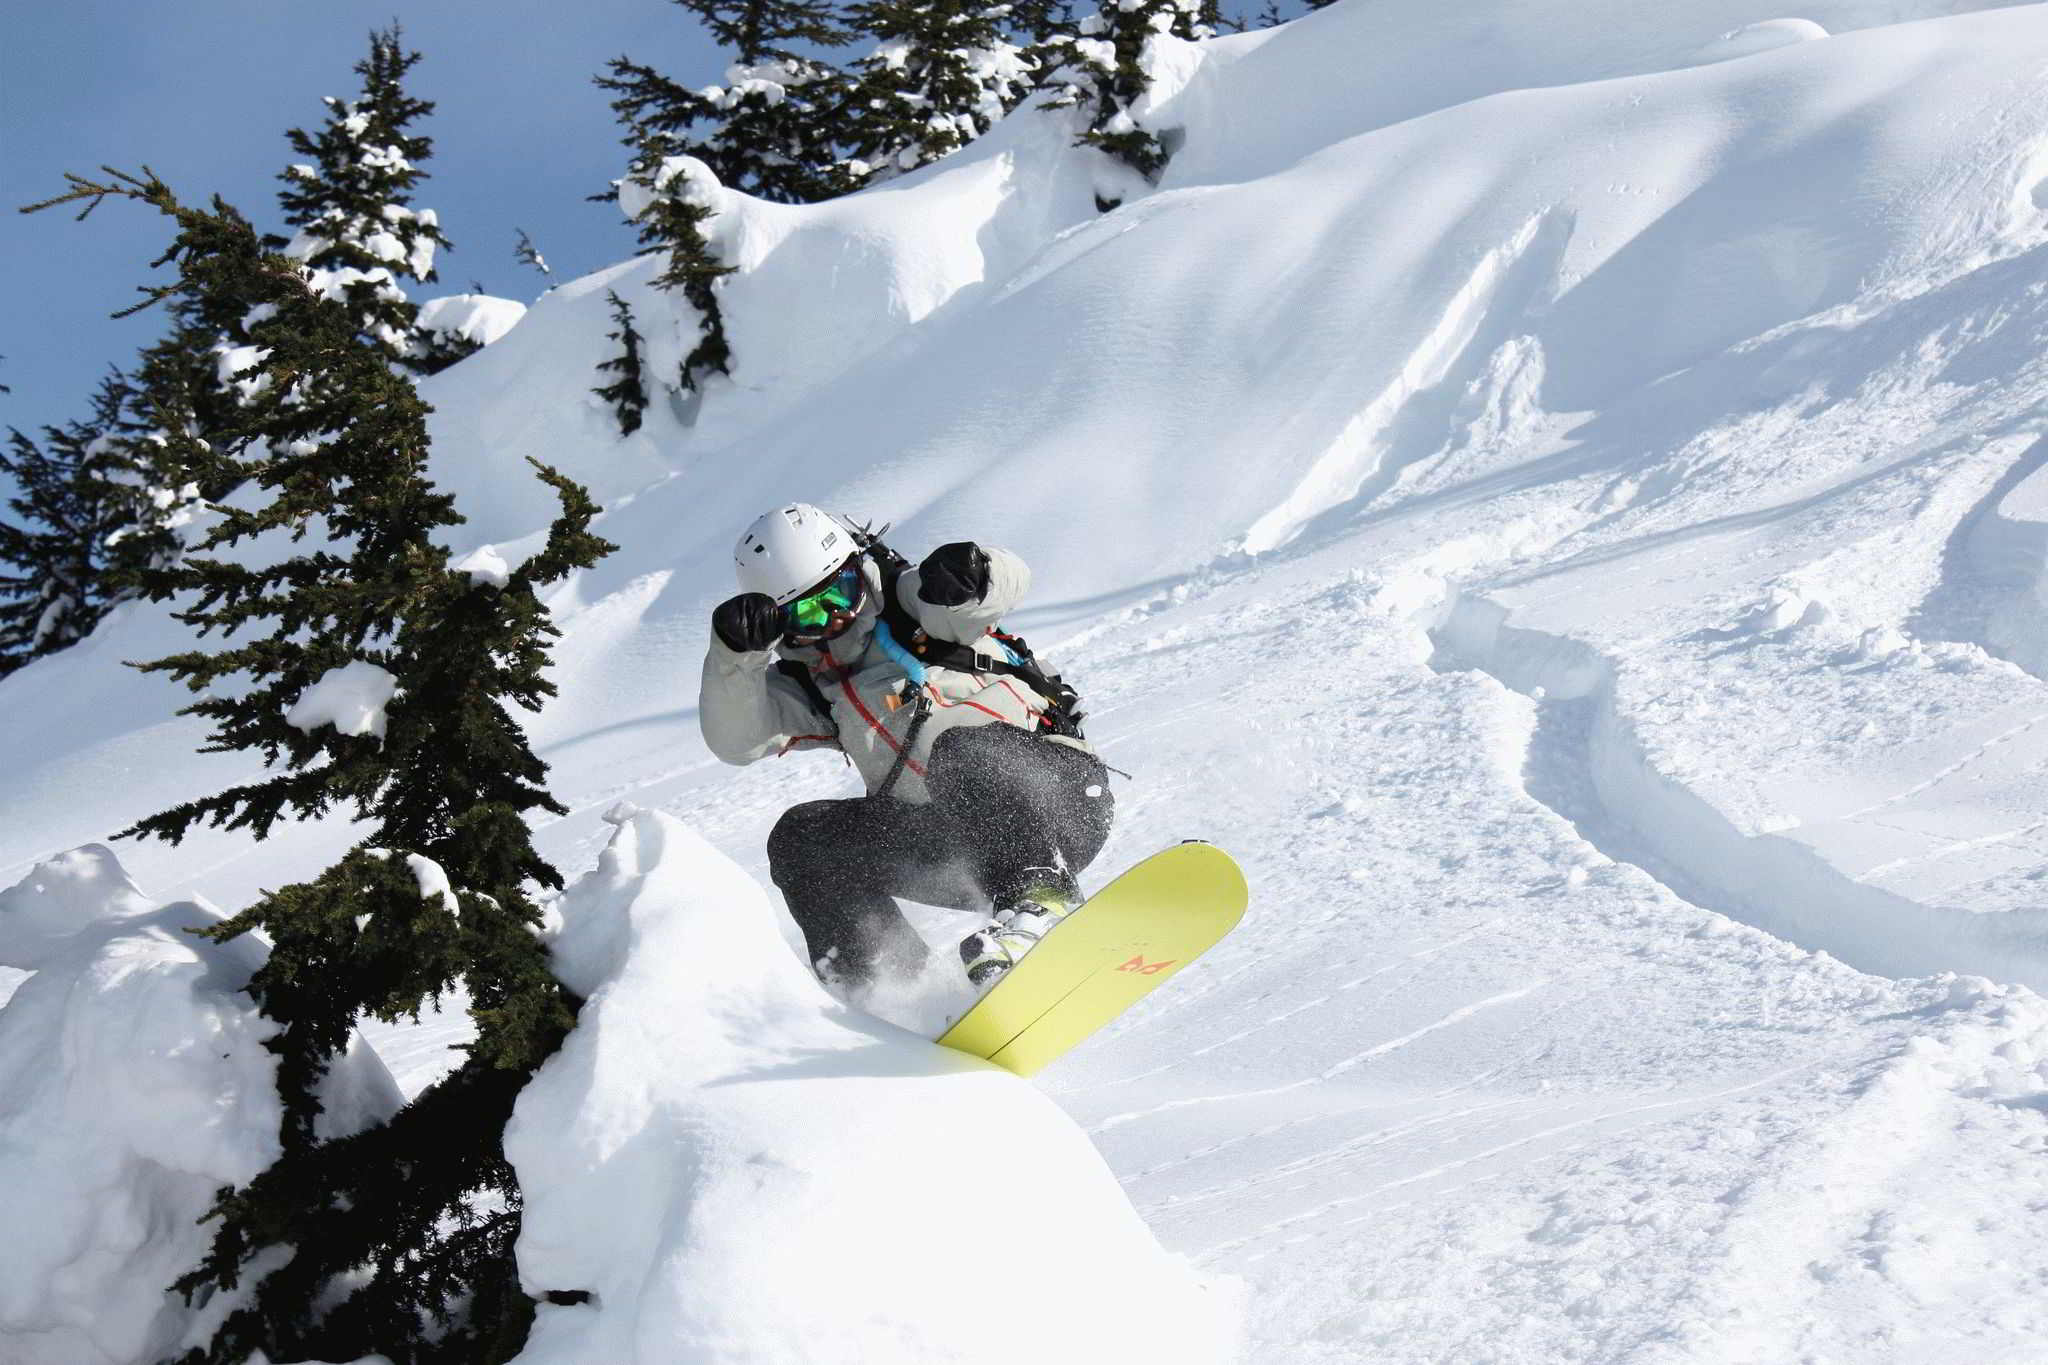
[785,562,863,633]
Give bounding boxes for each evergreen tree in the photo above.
[841,0,1034,179]
[26,167,614,1365]
[621,156,740,392]
[1038,0,1212,184]
[273,26,475,374]
[596,0,861,205]
[0,415,104,673]
[0,366,201,674]
[593,290,650,435]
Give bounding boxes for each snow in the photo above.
[506,809,1234,1364]
[403,223,438,284]
[213,341,273,403]
[452,543,512,587]
[403,852,458,913]
[304,264,407,308]
[0,845,399,1364]
[616,154,731,228]
[362,229,407,264]
[1693,17,1833,66]
[13,0,2048,1359]
[417,293,527,349]
[283,659,399,739]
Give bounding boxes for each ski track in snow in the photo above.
[1427,588,2048,991]
[1072,916,1510,1090]
[1194,1057,1832,1260]
[1835,709,2048,823]
[1091,983,1541,1133]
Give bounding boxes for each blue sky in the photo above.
[4,0,724,441]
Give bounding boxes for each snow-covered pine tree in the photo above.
[273,25,475,374]
[596,0,861,205]
[1038,0,1212,186]
[0,362,206,675]
[27,167,614,1365]
[594,290,651,435]
[621,155,740,393]
[0,412,105,675]
[841,0,1034,179]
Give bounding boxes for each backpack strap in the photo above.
[985,630,1087,740]
[846,525,1087,741]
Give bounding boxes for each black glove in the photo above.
[917,542,990,607]
[713,592,783,653]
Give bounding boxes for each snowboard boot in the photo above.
[959,873,1080,988]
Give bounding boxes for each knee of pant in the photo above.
[1067,767,1115,863]
[927,724,977,765]
[928,722,1034,806]
[767,801,841,886]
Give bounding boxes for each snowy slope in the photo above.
[507,808,1233,1364]
[10,0,2048,1359]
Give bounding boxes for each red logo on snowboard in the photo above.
[1117,955,1177,976]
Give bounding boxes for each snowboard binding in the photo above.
[959,876,1079,987]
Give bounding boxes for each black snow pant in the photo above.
[767,722,1114,986]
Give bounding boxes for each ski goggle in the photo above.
[783,560,864,638]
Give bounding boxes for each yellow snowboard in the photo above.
[937,842,1248,1077]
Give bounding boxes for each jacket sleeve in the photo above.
[698,640,838,765]
[899,546,1030,645]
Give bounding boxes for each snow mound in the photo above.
[416,292,527,349]
[506,810,1237,1365]
[1690,17,1831,66]
[0,845,398,1365]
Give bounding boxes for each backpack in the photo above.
[775,526,1087,742]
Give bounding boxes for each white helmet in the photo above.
[734,503,858,604]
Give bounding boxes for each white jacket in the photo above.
[698,547,1072,803]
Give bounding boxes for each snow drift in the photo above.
[0,846,398,1365]
[506,807,1236,1365]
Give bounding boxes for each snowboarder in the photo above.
[701,503,1113,990]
